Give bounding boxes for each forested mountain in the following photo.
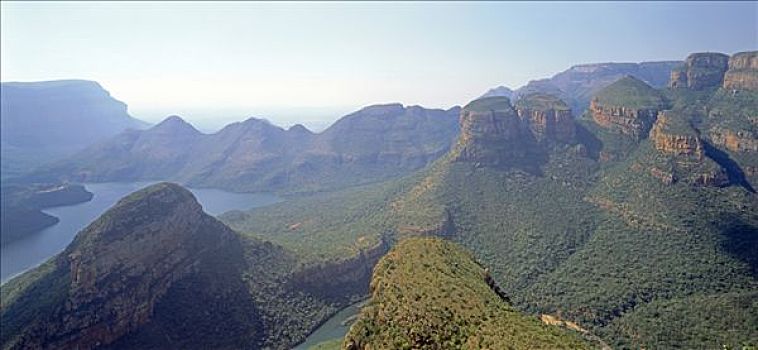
[0,80,148,178]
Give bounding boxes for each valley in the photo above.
[1,49,756,350]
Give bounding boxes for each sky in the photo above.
[2,1,756,131]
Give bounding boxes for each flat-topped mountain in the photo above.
[511,60,680,113]
[29,104,460,193]
[670,52,730,90]
[723,51,758,91]
[0,80,148,177]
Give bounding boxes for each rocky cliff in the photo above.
[453,97,544,170]
[590,76,666,139]
[650,111,704,158]
[723,51,758,91]
[515,93,576,143]
[669,52,730,90]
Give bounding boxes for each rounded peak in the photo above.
[463,96,513,112]
[118,182,197,207]
[287,123,312,134]
[594,75,665,109]
[515,93,570,111]
[153,115,200,133]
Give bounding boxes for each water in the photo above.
[1,182,281,283]
[292,300,366,350]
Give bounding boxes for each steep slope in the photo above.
[479,85,514,99]
[512,61,680,113]
[343,237,590,349]
[670,52,730,90]
[0,80,148,177]
[30,104,460,193]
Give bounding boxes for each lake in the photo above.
[0,182,281,283]
[292,300,366,350]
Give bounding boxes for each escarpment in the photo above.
[650,111,704,158]
[669,52,730,90]
[590,76,666,139]
[515,93,576,143]
[453,94,578,171]
[723,51,758,91]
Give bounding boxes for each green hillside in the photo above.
[343,237,590,349]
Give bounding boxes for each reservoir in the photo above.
[1,182,281,283]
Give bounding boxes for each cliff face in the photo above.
[723,51,758,91]
[515,93,576,143]
[589,76,665,139]
[453,97,538,167]
[669,52,730,90]
[650,111,703,158]
[590,102,659,139]
[709,128,758,153]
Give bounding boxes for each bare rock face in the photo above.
[710,127,758,153]
[646,112,730,187]
[669,52,729,90]
[723,51,758,91]
[515,93,576,143]
[650,111,703,158]
[453,97,544,169]
[590,76,665,139]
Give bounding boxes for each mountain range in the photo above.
[1,51,756,349]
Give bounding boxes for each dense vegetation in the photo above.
[344,237,590,349]
[593,76,667,109]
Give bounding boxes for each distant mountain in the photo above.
[29,104,461,193]
[507,61,681,114]
[479,85,514,100]
[0,80,148,178]
[344,237,592,349]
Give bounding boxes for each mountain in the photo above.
[509,61,681,114]
[28,104,461,193]
[222,51,757,349]
[479,85,514,100]
[0,80,148,178]
[1,182,387,349]
[343,237,591,349]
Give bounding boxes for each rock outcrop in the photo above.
[709,128,758,153]
[647,112,730,187]
[723,51,758,91]
[650,111,703,158]
[515,93,576,143]
[669,52,729,90]
[590,76,666,139]
[453,97,544,169]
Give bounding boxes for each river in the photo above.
[0,182,281,283]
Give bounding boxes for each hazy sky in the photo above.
[2,1,756,130]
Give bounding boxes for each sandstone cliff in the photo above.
[650,111,703,158]
[590,76,666,139]
[723,51,758,91]
[515,93,576,143]
[669,52,729,90]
